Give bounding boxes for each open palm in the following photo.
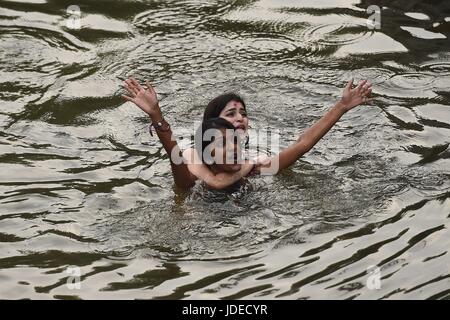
[122,77,159,117]
[340,78,372,112]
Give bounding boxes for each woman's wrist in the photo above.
[242,161,256,176]
[148,105,163,122]
[335,101,349,114]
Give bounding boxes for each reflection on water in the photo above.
[0,0,449,299]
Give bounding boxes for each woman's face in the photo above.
[209,128,242,173]
[218,100,249,135]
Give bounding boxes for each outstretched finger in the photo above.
[363,83,372,93]
[121,94,134,102]
[362,81,371,90]
[361,83,372,95]
[355,79,368,93]
[121,83,136,97]
[125,80,139,96]
[345,78,354,91]
[130,77,144,91]
[146,80,156,95]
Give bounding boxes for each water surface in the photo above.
[0,0,449,299]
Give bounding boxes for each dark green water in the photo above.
[0,0,449,299]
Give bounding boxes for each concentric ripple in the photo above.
[300,23,373,46]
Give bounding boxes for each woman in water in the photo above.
[121,77,372,189]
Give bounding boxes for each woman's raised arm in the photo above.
[256,79,373,175]
[122,77,196,189]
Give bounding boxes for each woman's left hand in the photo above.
[338,78,372,112]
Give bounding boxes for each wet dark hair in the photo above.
[195,117,236,165]
[203,93,246,121]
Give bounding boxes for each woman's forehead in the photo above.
[222,100,244,111]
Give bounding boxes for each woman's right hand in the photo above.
[338,78,372,112]
[122,77,162,119]
[247,154,271,175]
